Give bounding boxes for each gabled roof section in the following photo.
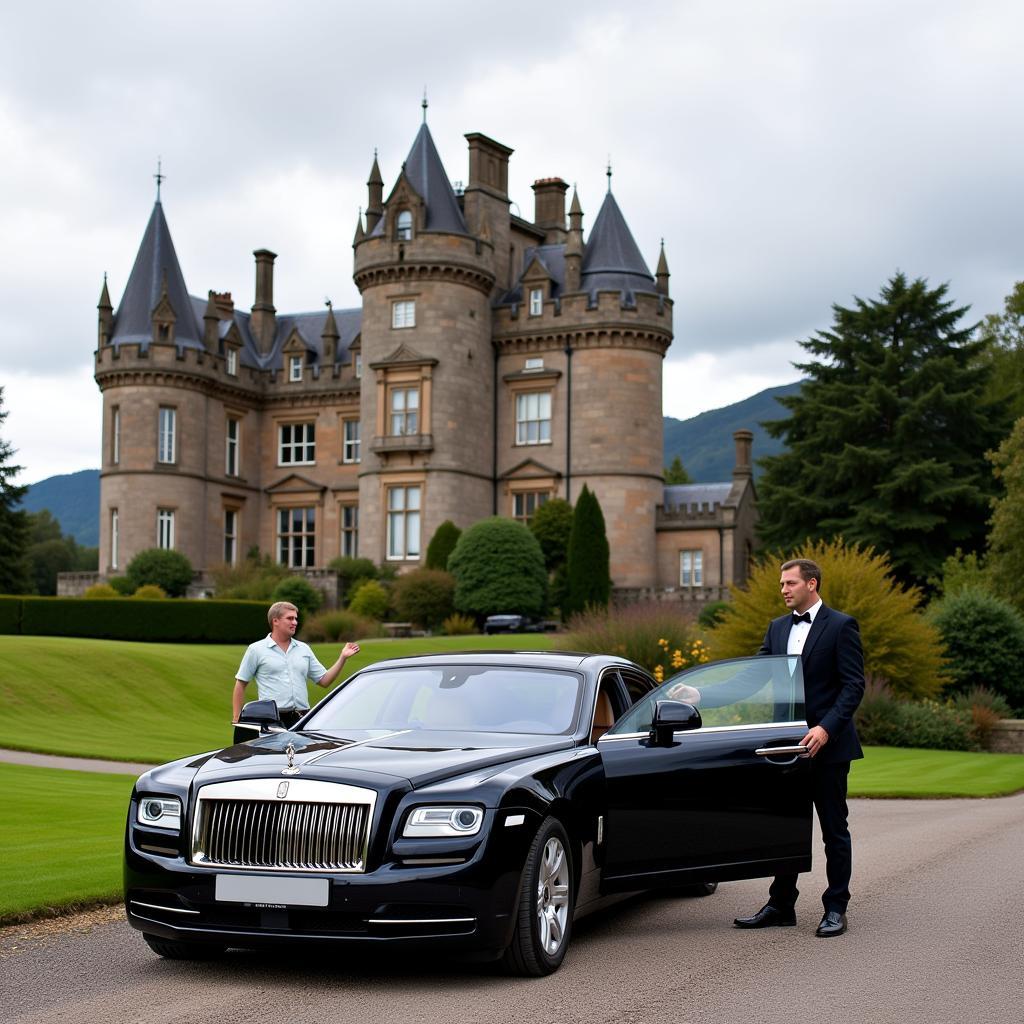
[497,244,566,306]
[111,201,202,350]
[580,192,656,307]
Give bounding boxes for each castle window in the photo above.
[387,485,421,560]
[515,392,551,445]
[342,419,361,463]
[157,508,175,550]
[529,288,543,316]
[278,507,316,568]
[111,406,120,465]
[396,210,413,241]
[392,300,416,329]
[341,504,359,557]
[390,387,419,436]
[289,355,303,382]
[512,491,550,524]
[680,550,703,587]
[226,348,238,376]
[157,407,176,464]
[224,508,238,565]
[225,417,240,477]
[110,508,119,570]
[278,422,315,465]
[355,353,363,378]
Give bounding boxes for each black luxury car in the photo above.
[125,651,812,975]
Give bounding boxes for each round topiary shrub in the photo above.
[393,569,456,631]
[448,517,547,619]
[349,579,390,621]
[271,576,323,624]
[929,588,1024,712]
[132,584,168,600]
[82,583,118,599]
[125,548,193,598]
[425,521,462,571]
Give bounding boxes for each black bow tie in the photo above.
[792,612,812,624]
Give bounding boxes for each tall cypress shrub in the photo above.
[564,485,611,617]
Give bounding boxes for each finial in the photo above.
[325,297,332,310]
[422,87,428,123]
[606,156,612,193]
[154,157,165,200]
[103,271,108,284]
[374,147,378,159]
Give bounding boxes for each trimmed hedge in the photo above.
[0,596,21,634]
[14,597,268,644]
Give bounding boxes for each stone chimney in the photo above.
[250,249,277,355]
[532,178,569,243]
[465,133,512,198]
[733,430,753,478]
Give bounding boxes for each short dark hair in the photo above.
[781,558,822,591]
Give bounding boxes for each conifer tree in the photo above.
[425,520,461,570]
[563,485,611,616]
[758,274,1009,590]
[0,388,31,594]
[664,456,692,484]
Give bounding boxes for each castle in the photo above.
[92,117,757,605]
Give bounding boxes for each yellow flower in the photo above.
[654,665,665,682]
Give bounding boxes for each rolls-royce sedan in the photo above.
[125,651,811,975]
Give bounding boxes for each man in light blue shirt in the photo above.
[232,601,360,729]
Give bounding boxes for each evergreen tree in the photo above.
[529,498,574,571]
[425,520,461,570]
[663,456,692,484]
[0,389,30,594]
[987,416,1024,613]
[563,485,611,617]
[758,273,1009,590]
[977,281,1024,421]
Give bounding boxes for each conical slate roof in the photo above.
[580,192,656,306]
[111,201,202,349]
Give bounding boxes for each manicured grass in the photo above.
[0,634,555,763]
[0,763,133,922]
[851,746,1024,798]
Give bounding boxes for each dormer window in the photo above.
[396,210,413,241]
[226,348,238,376]
[355,353,363,378]
[529,288,543,316]
[289,355,303,382]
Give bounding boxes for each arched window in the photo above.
[396,210,413,241]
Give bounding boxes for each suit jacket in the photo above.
[759,604,865,763]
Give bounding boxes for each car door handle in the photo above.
[755,745,809,758]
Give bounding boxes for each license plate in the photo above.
[215,874,329,907]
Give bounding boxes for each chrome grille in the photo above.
[191,778,376,873]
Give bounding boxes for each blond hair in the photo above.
[267,601,298,628]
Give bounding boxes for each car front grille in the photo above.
[191,778,376,873]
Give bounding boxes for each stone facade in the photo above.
[91,121,757,604]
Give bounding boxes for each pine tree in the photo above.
[563,485,611,617]
[758,273,1010,590]
[0,388,31,594]
[663,456,692,484]
[425,520,461,570]
[987,416,1024,613]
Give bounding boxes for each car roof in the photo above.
[352,650,643,675]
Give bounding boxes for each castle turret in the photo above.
[656,240,670,297]
[564,188,584,292]
[365,153,384,234]
[97,275,113,347]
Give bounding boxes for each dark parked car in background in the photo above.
[482,615,554,634]
[125,652,811,975]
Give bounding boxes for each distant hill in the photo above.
[663,381,801,482]
[21,469,100,546]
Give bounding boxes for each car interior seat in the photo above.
[591,689,615,744]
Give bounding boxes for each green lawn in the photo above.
[0,763,133,922]
[0,634,555,763]
[851,746,1024,798]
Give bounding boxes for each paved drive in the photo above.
[2,795,1022,1024]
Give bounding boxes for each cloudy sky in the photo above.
[3,0,1023,484]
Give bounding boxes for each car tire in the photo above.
[671,881,719,897]
[501,816,575,976]
[143,934,226,960]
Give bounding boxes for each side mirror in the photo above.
[649,700,702,747]
[233,699,283,744]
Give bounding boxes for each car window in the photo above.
[618,668,656,706]
[307,666,585,735]
[605,655,805,736]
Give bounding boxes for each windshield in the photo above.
[305,665,584,735]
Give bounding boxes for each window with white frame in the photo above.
[512,490,550,524]
[110,508,119,569]
[225,417,240,476]
[680,549,703,587]
[278,507,316,567]
[342,419,361,463]
[354,353,363,378]
[389,388,419,436]
[392,300,415,329]
[387,485,421,559]
[158,407,176,463]
[111,406,120,465]
[157,508,175,549]
[515,392,551,445]
[289,355,303,382]
[341,504,359,557]
[224,509,238,565]
[278,422,315,465]
[529,288,543,316]
[226,348,238,376]
[396,210,413,241]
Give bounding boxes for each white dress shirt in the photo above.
[787,598,823,656]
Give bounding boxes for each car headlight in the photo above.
[403,806,484,837]
[136,796,182,831]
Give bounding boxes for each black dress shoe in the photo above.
[733,904,796,929]
[815,911,847,937]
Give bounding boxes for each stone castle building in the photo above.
[92,118,757,604]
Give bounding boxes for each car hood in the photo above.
[192,728,575,790]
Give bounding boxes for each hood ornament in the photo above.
[281,740,300,776]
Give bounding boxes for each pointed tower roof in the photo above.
[368,152,384,187]
[580,191,656,306]
[111,201,202,348]
[383,123,468,235]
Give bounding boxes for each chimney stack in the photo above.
[733,430,753,478]
[251,249,277,355]
[532,178,569,243]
